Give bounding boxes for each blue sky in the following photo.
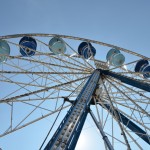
[0,0,150,150]
[0,0,150,58]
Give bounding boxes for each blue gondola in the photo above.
[135,59,150,78]
[78,42,96,59]
[19,36,37,56]
[106,48,125,66]
[0,40,10,63]
[49,37,66,55]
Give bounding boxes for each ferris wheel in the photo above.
[0,34,150,150]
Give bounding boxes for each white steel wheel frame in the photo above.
[0,34,150,150]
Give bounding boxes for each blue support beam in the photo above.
[44,70,101,150]
[99,69,150,92]
[99,103,150,145]
[66,108,89,150]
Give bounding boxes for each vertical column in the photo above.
[44,69,101,150]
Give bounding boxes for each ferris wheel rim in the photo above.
[0,33,149,60]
